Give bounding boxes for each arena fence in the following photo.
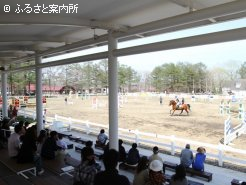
[17,109,246,169]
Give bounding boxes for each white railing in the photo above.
[18,109,246,168]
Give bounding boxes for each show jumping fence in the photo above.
[17,109,246,169]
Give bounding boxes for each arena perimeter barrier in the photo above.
[18,109,246,168]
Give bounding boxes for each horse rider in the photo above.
[176,98,182,109]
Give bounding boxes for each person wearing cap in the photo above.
[147,160,165,185]
[180,144,193,168]
[192,147,206,171]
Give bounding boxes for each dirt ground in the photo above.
[33,94,245,161]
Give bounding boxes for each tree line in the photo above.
[5,60,246,95]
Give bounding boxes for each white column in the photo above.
[108,30,118,151]
[35,55,43,133]
[1,66,8,117]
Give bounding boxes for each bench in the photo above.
[68,135,81,142]
[119,162,137,172]
[164,174,204,185]
[94,143,106,150]
[58,132,72,138]
[74,145,103,159]
[163,161,212,182]
[231,179,245,185]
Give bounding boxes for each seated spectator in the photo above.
[8,124,23,158]
[126,143,140,165]
[0,117,11,137]
[81,140,93,160]
[94,149,130,185]
[149,146,163,163]
[118,139,126,162]
[41,130,60,160]
[8,104,13,118]
[73,147,100,185]
[149,146,165,173]
[17,125,44,175]
[96,129,108,146]
[12,106,18,118]
[133,156,149,185]
[56,133,67,150]
[37,130,48,154]
[23,121,30,131]
[180,144,193,168]
[147,160,165,185]
[192,147,206,171]
[170,164,188,185]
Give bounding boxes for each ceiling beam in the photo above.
[0,36,68,43]
[113,27,246,57]
[0,14,128,31]
[5,27,246,73]
[39,0,246,57]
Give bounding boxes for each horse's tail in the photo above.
[187,104,191,112]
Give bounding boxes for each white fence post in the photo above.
[170,135,175,155]
[68,117,72,131]
[135,129,139,145]
[218,144,224,166]
[55,114,58,121]
[86,121,90,135]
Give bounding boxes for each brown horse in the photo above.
[169,100,191,116]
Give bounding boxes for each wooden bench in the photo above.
[0,149,36,179]
[231,179,245,185]
[119,162,137,172]
[94,143,106,150]
[58,132,72,138]
[74,145,103,159]
[163,161,212,182]
[164,174,204,185]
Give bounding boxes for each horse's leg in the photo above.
[171,109,175,116]
[180,109,183,115]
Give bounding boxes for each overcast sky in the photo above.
[43,18,246,73]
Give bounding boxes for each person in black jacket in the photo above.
[126,143,140,165]
[17,125,44,175]
[118,139,126,162]
[94,149,130,185]
[41,130,60,159]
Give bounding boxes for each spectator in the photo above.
[170,164,188,185]
[94,149,130,185]
[133,156,149,185]
[41,130,60,159]
[17,125,44,175]
[147,160,165,185]
[149,146,165,173]
[73,147,100,185]
[126,143,140,165]
[192,147,206,171]
[81,141,93,160]
[8,104,13,118]
[56,134,67,150]
[149,146,163,163]
[12,106,18,118]
[23,121,30,131]
[37,129,48,154]
[180,144,193,168]
[8,124,22,158]
[96,129,108,146]
[118,139,126,162]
